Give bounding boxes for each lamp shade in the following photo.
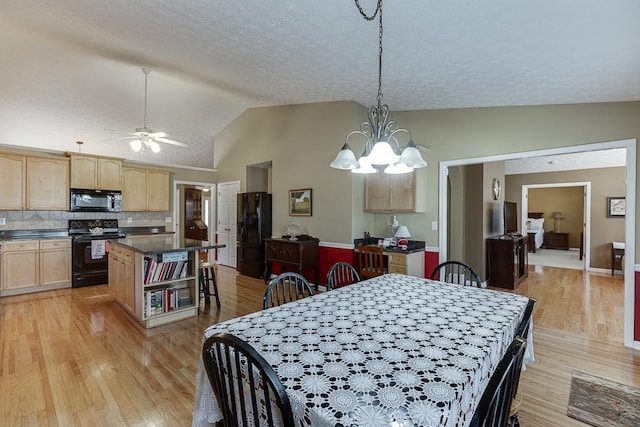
[384,162,413,174]
[330,143,359,170]
[351,148,376,174]
[368,141,399,166]
[129,139,142,152]
[554,212,564,219]
[397,141,427,168]
[395,225,411,238]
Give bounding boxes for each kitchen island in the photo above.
[109,235,224,328]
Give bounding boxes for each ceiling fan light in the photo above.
[129,139,142,152]
[397,141,427,168]
[149,140,161,153]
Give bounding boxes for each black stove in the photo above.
[68,219,125,287]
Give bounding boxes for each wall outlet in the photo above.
[0,218,5,226]
[127,217,133,223]
[165,217,172,223]
[431,221,438,231]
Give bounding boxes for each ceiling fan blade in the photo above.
[154,137,188,147]
[149,131,167,138]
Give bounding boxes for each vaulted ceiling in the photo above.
[1,1,639,168]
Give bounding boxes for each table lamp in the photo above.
[553,212,564,233]
[395,226,411,249]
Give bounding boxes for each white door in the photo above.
[217,181,239,267]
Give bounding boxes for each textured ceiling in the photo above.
[1,1,639,168]
[505,148,626,175]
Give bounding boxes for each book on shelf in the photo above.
[143,256,189,284]
[144,286,192,317]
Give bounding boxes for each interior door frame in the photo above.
[438,138,636,348]
[172,180,216,244]
[521,181,591,270]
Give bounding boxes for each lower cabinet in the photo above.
[40,239,72,286]
[1,238,71,294]
[108,244,136,313]
[387,251,425,278]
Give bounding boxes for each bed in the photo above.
[526,212,545,253]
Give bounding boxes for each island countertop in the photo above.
[110,235,225,254]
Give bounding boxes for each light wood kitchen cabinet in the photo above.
[108,244,135,313]
[147,169,170,211]
[2,240,39,291]
[39,239,72,286]
[122,167,170,212]
[387,251,424,277]
[0,154,26,209]
[69,154,123,190]
[26,157,69,210]
[364,169,425,213]
[1,238,72,294]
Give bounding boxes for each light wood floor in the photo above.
[0,265,637,426]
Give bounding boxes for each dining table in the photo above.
[192,273,534,427]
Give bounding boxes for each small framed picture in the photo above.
[289,189,312,216]
[607,197,625,217]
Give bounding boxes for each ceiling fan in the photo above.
[109,67,188,153]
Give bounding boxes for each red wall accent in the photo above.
[635,271,640,341]
[316,246,439,285]
[424,251,439,279]
[318,246,357,285]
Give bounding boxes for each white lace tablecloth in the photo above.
[192,274,534,427]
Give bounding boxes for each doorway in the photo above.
[522,182,590,271]
[173,180,216,262]
[438,138,636,347]
[217,181,240,268]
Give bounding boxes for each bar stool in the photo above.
[199,262,221,308]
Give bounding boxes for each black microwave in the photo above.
[70,189,122,212]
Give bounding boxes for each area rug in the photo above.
[567,370,640,427]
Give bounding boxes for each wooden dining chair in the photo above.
[202,332,295,427]
[357,245,386,279]
[326,262,360,290]
[263,272,313,309]
[469,337,527,427]
[430,260,482,287]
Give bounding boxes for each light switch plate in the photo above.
[431,221,438,231]
[165,217,172,223]
[127,217,133,223]
[0,218,6,226]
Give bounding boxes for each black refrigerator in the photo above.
[237,192,272,278]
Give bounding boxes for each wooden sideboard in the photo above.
[486,234,528,289]
[263,236,319,288]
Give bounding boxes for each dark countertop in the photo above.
[119,226,173,236]
[0,229,69,240]
[354,237,426,254]
[110,235,224,255]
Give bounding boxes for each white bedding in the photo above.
[527,227,544,248]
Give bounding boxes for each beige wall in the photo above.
[528,186,584,245]
[213,101,640,263]
[505,167,626,269]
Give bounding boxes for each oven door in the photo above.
[72,236,110,287]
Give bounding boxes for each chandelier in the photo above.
[330,0,426,174]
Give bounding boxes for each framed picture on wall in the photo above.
[607,196,625,217]
[290,189,312,216]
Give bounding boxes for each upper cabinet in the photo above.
[364,169,426,213]
[68,154,122,190]
[26,157,69,210]
[0,154,26,210]
[122,167,170,212]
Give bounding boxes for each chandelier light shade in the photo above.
[330,0,427,175]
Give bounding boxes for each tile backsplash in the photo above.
[0,210,169,230]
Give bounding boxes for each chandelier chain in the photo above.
[355,0,384,107]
